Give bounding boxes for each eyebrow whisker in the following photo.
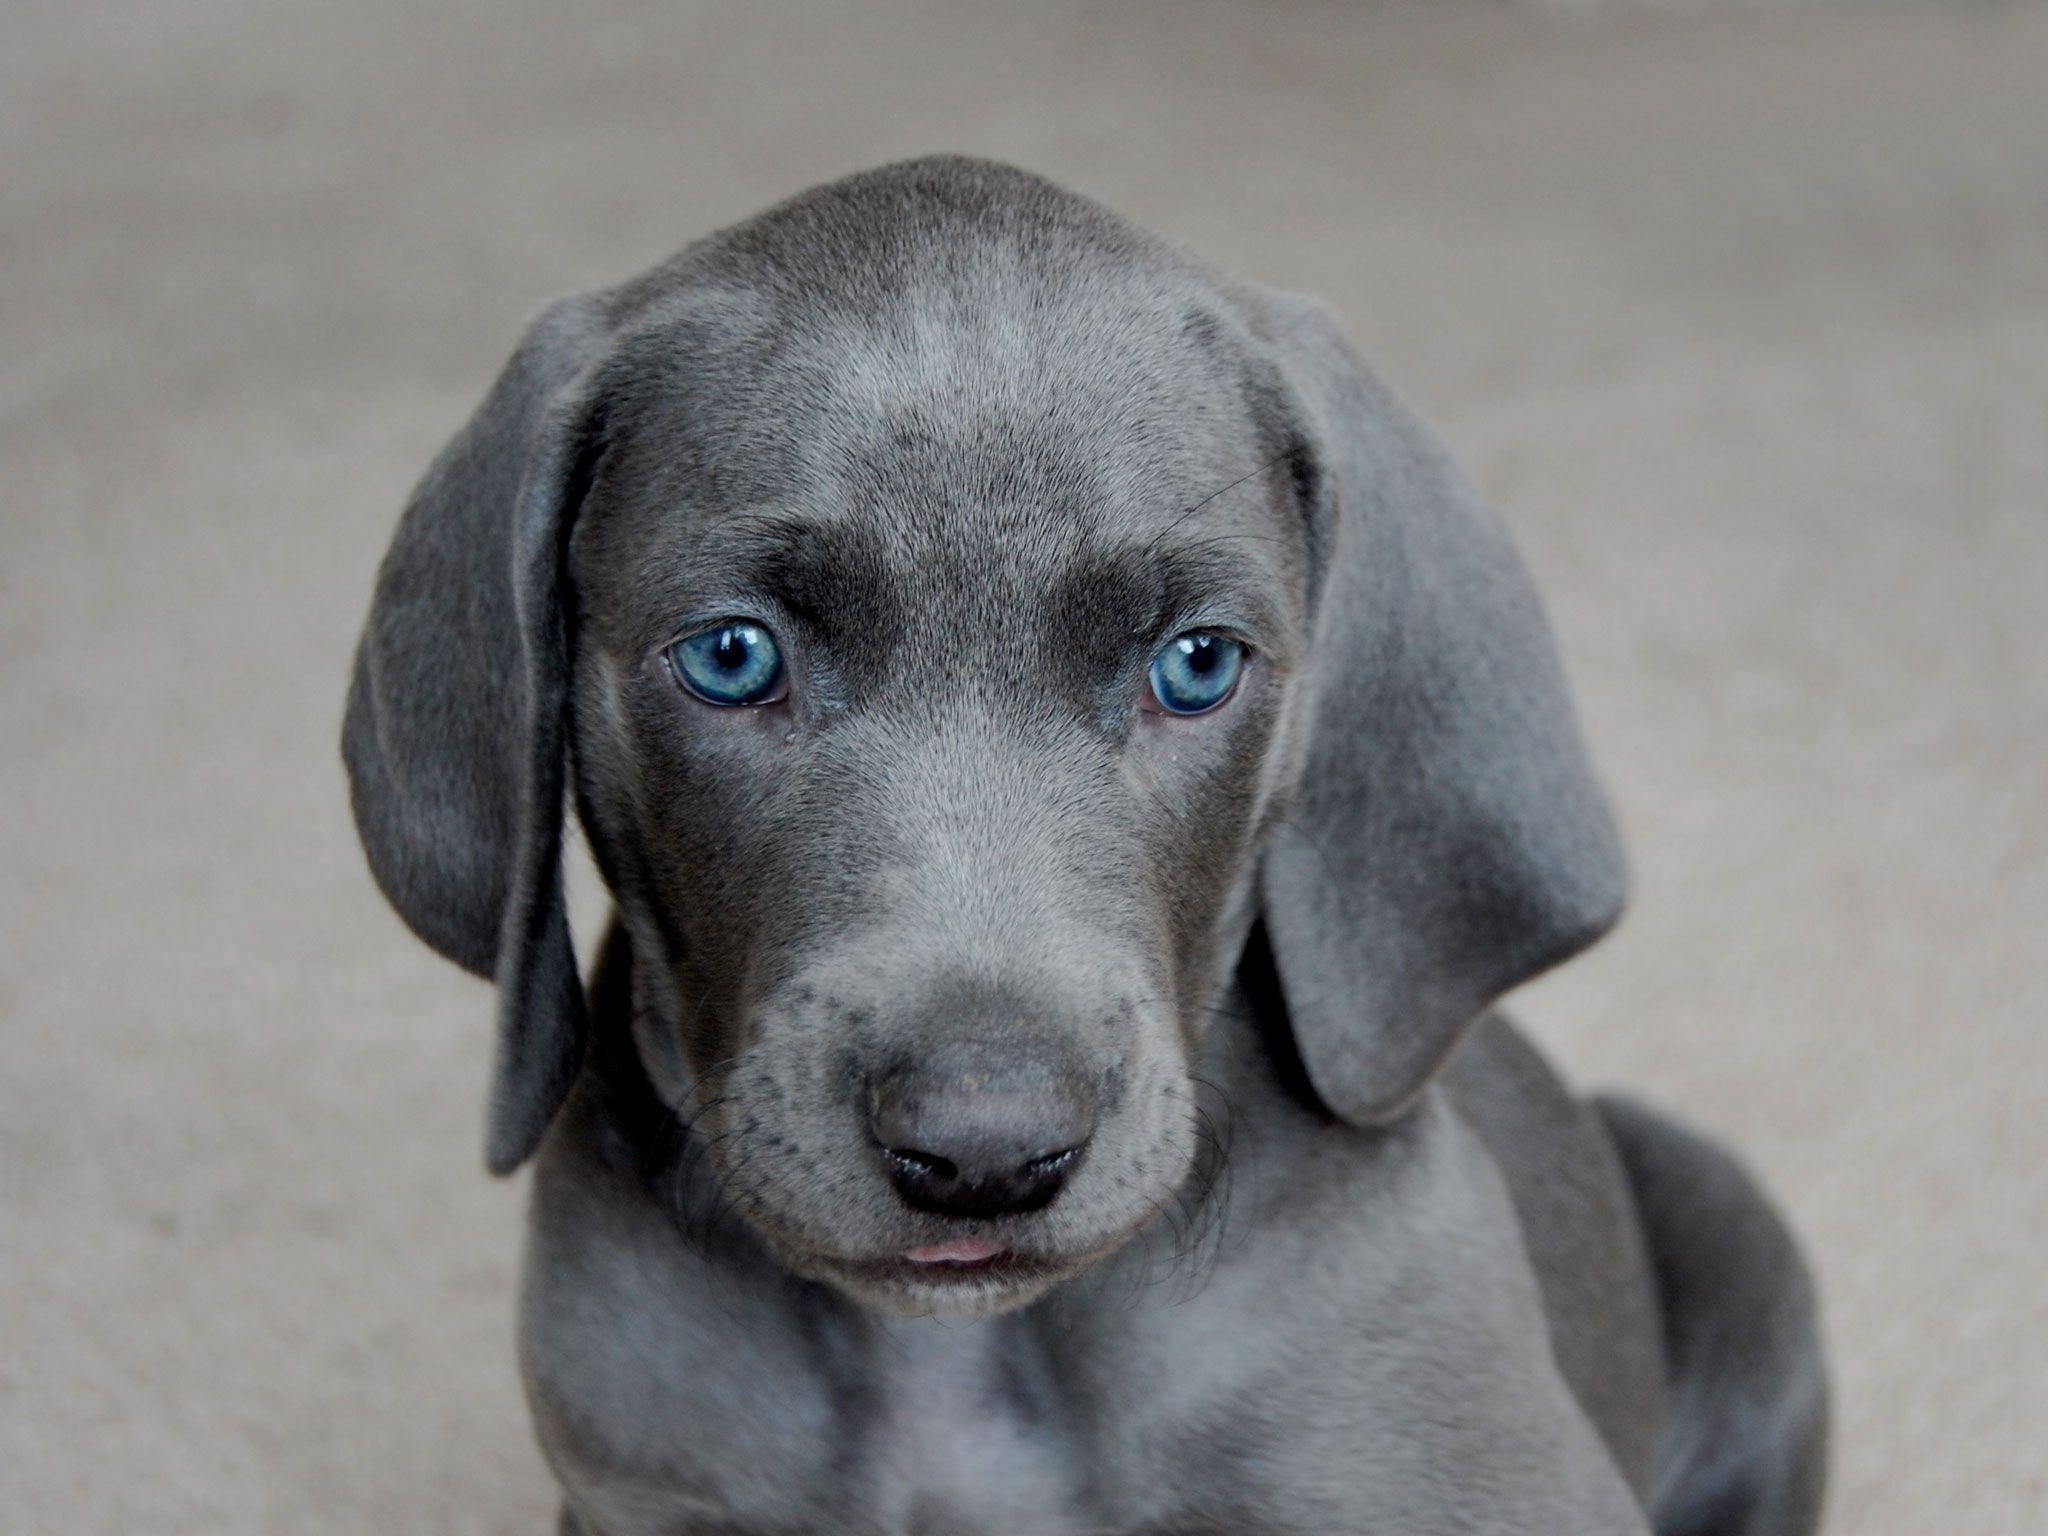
[1140,447,1298,563]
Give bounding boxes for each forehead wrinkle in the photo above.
[1050,514,1295,659]
[780,296,1246,549]
[609,287,1282,654]
[1139,472,1309,636]
[705,508,898,633]
[599,503,898,657]
[1143,536,1288,635]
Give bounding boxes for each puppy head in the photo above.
[344,158,1622,1317]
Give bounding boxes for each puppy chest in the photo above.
[841,1330,1090,1536]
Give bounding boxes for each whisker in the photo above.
[1140,446,1297,562]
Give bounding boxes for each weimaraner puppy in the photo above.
[344,156,1827,1536]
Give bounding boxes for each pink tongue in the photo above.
[903,1237,1006,1265]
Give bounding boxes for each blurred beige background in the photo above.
[4,2,2044,1531]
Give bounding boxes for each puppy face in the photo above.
[346,159,1623,1323]
[566,271,1312,1315]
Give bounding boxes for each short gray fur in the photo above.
[343,156,1827,1535]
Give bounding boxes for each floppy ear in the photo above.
[343,295,613,1174]
[1250,292,1626,1125]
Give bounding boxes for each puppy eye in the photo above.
[1144,631,1244,716]
[667,622,787,706]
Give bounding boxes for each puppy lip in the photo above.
[813,1243,1052,1291]
[902,1237,1008,1267]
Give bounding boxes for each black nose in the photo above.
[870,1056,1096,1220]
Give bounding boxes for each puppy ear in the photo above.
[1251,292,1626,1125]
[343,296,612,1174]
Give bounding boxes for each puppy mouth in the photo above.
[764,1208,1183,1316]
[839,1237,1044,1286]
[800,1236,1071,1307]
[902,1236,1009,1268]
[716,1192,1073,1303]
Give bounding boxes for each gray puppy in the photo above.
[345,157,1827,1536]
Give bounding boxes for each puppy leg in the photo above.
[1596,1096,1829,1536]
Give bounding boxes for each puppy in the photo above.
[345,156,1827,1536]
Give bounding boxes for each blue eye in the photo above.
[1147,632,1244,716]
[668,622,786,706]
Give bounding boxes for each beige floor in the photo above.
[5,2,2045,1531]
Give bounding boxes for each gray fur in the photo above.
[343,156,1827,1534]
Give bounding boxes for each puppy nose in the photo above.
[869,1062,1095,1220]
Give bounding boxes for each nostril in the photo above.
[1025,1145,1084,1179]
[886,1147,959,1183]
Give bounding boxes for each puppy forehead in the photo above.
[584,267,1302,640]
